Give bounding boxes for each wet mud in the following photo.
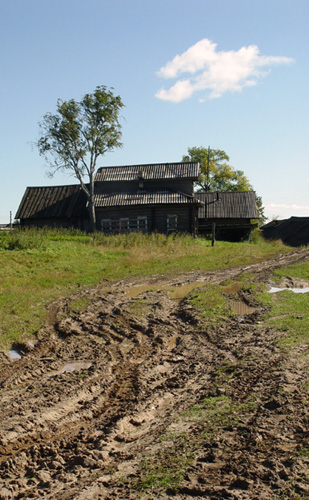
[0,248,308,500]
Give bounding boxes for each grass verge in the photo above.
[0,227,290,347]
[257,261,309,348]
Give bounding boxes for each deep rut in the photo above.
[0,248,308,500]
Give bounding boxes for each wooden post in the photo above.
[206,146,210,192]
[212,222,216,246]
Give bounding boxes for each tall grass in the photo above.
[0,227,47,250]
[0,227,291,347]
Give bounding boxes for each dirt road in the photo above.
[0,249,308,499]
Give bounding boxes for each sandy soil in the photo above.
[0,248,308,500]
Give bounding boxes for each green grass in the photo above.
[182,394,257,426]
[257,261,309,348]
[188,284,232,325]
[0,227,291,347]
[274,261,309,281]
[260,290,309,347]
[138,445,194,490]
[67,296,89,315]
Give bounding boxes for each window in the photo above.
[119,218,129,232]
[167,214,177,232]
[137,216,147,231]
[101,219,112,232]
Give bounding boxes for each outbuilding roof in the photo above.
[262,217,309,247]
[95,162,199,182]
[15,185,88,220]
[196,191,258,219]
[94,189,202,208]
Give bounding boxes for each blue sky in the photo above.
[1,0,308,223]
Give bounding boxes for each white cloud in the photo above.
[155,79,194,103]
[156,39,294,102]
[266,203,309,211]
[264,203,309,221]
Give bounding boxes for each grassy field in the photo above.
[0,227,291,347]
[258,261,309,349]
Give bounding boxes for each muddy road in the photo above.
[0,249,308,499]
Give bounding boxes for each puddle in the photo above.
[230,300,257,316]
[127,284,160,298]
[221,282,242,294]
[27,339,37,348]
[47,362,92,377]
[268,286,309,294]
[7,350,22,360]
[166,334,179,351]
[127,281,206,301]
[169,282,206,301]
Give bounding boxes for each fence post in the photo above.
[212,222,216,246]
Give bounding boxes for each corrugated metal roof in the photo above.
[196,191,258,219]
[94,189,201,207]
[15,185,88,220]
[95,162,199,182]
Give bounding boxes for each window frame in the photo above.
[137,216,148,231]
[167,214,178,232]
[101,218,112,233]
[119,217,130,232]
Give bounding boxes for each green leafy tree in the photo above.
[182,146,252,192]
[255,195,267,226]
[37,86,124,231]
[182,146,266,225]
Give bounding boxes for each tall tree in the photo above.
[37,86,124,231]
[182,146,266,225]
[182,146,252,192]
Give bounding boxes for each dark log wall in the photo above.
[198,217,256,241]
[20,217,90,231]
[96,205,195,234]
[199,217,254,228]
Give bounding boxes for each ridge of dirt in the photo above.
[0,248,308,500]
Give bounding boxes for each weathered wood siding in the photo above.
[198,217,256,241]
[96,205,196,235]
[19,217,90,231]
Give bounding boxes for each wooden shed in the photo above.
[196,191,258,241]
[15,185,89,230]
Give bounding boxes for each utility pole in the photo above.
[10,211,12,230]
[206,145,210,192]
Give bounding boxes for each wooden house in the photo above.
[15,162,202,235]
[93,162,201,235]
[15,164,260,240]
[196,191,258,241]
